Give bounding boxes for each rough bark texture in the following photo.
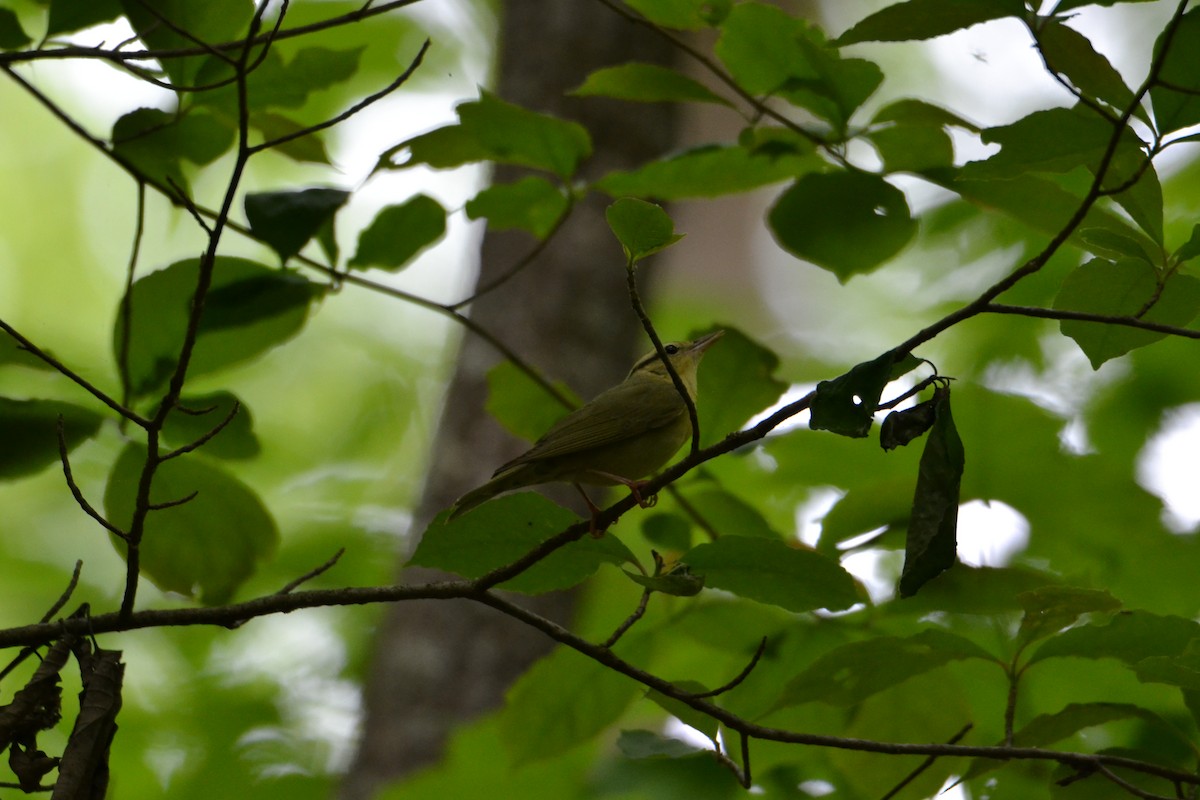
[340,3,678,797]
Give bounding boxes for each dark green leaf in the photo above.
[1053,258,1200,368]
[895,565,1064,616]
[595,144,815,200]
[777,628,995,709]
[880,396,939,450]
[694,326,786,446]
[195,47,364,113]
[115,257,320,396]
[0,335,55,371]
[641,513,692,552]
[686,488,780,539]
[898,387,964,597]
[810,351,897,437]
[836,0,1023,45]
[571,63,731,106]
[769,171,916,281]
[1176,223,1200,264]
[249,112,331,164]
[617,730,705,760]
[46,0,122,35]
[103,443,278,604]
[465,177,569,239]
[0,398,103,480]
[1030,610,1200,666]
[818,479,910,552]
[501,640,648,764]
[1038,19,1139,116]
[624,0,731,29]
[1079,227,1156,264]
[485,360,579,443]
[685,536,860,612]
[245,187,350,263]
[1016,586,1123,646]
[0,7,31,48]
[111,108,235,194]
[1135,639,1200,690]
[867,123,954,173]
[381,91,592,179]
[871,98,980,132]
[118,0,252,86]
[1150,7,1200,133]
[349,195,446,271]
[606,198,683,263]
[160,392,260,460]
[412,494,636,594]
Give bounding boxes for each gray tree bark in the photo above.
[340,2,679,797]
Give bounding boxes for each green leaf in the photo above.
[111,108,235,195]
[836,0,1023,45]
[895,565,1064,616]
[617,730,705,760]
[715,3,817,95]
[1053,258,1200,368]
[465,177,570,239]
[684,536,860,612]
[0,398,103,480]
[115,257,321,396]
[0,7,31,48]
[501,640,648,764]
[1135,639,1200,691]
[244,187,350,263]
[867,123,954,173]
[412,494,636,594]
[606,198,683,263]
[381,91,592,179]
[898,387,964,598]
[1079,227,1156,264]
[195,46,365,113]
[1038,19,1139,117]
[694,326,786,446]
[46,0,122,36]
[1150,7,1200,133]
[810,351,896,437]
[960,106,1145,183]
[1030,610,1200,666]
[0,335,55,371]
[248,112,331,164]
[595,144,815,200]
[623,0,731,29]
[686,488,780,539]
[571,63,731,106]
[103,443,278,604]
[349,194,446,271]
[160,391,260,460]
[871,98,980,132]
[768,171,916,281]
[1175,223,1200,264]
[641,513,692,552]
[485,361,579,443]
[1016,586,1123,646]
[118,0,252,86]
[777,628,995,709]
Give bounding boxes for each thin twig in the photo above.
[146,491,199,511]
[228,549,347,628]
[117,182,145,411]
[879,723,972,800]
[0,561,84,683]
[602,588,651,648]
[57,419,130,541]
[249,38,431,155]
[984,304,1200,339]
[159,401,242,460]
[687,637,768,700]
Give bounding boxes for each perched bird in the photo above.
[448,330,723,526]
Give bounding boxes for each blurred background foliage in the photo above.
[1,0,1200,798]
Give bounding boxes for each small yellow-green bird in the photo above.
[448,330,723,525]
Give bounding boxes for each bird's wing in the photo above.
[500,378,686,468]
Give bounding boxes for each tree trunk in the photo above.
[340,3,679,796]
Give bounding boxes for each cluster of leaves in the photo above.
[2,0,1200,797]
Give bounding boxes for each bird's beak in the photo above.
[689,329,724,355]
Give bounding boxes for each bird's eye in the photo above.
[665,344,679,355]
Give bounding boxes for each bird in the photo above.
[447,330,723,529]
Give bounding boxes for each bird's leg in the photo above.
[573,483,606,538]
[585,471,658,509]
